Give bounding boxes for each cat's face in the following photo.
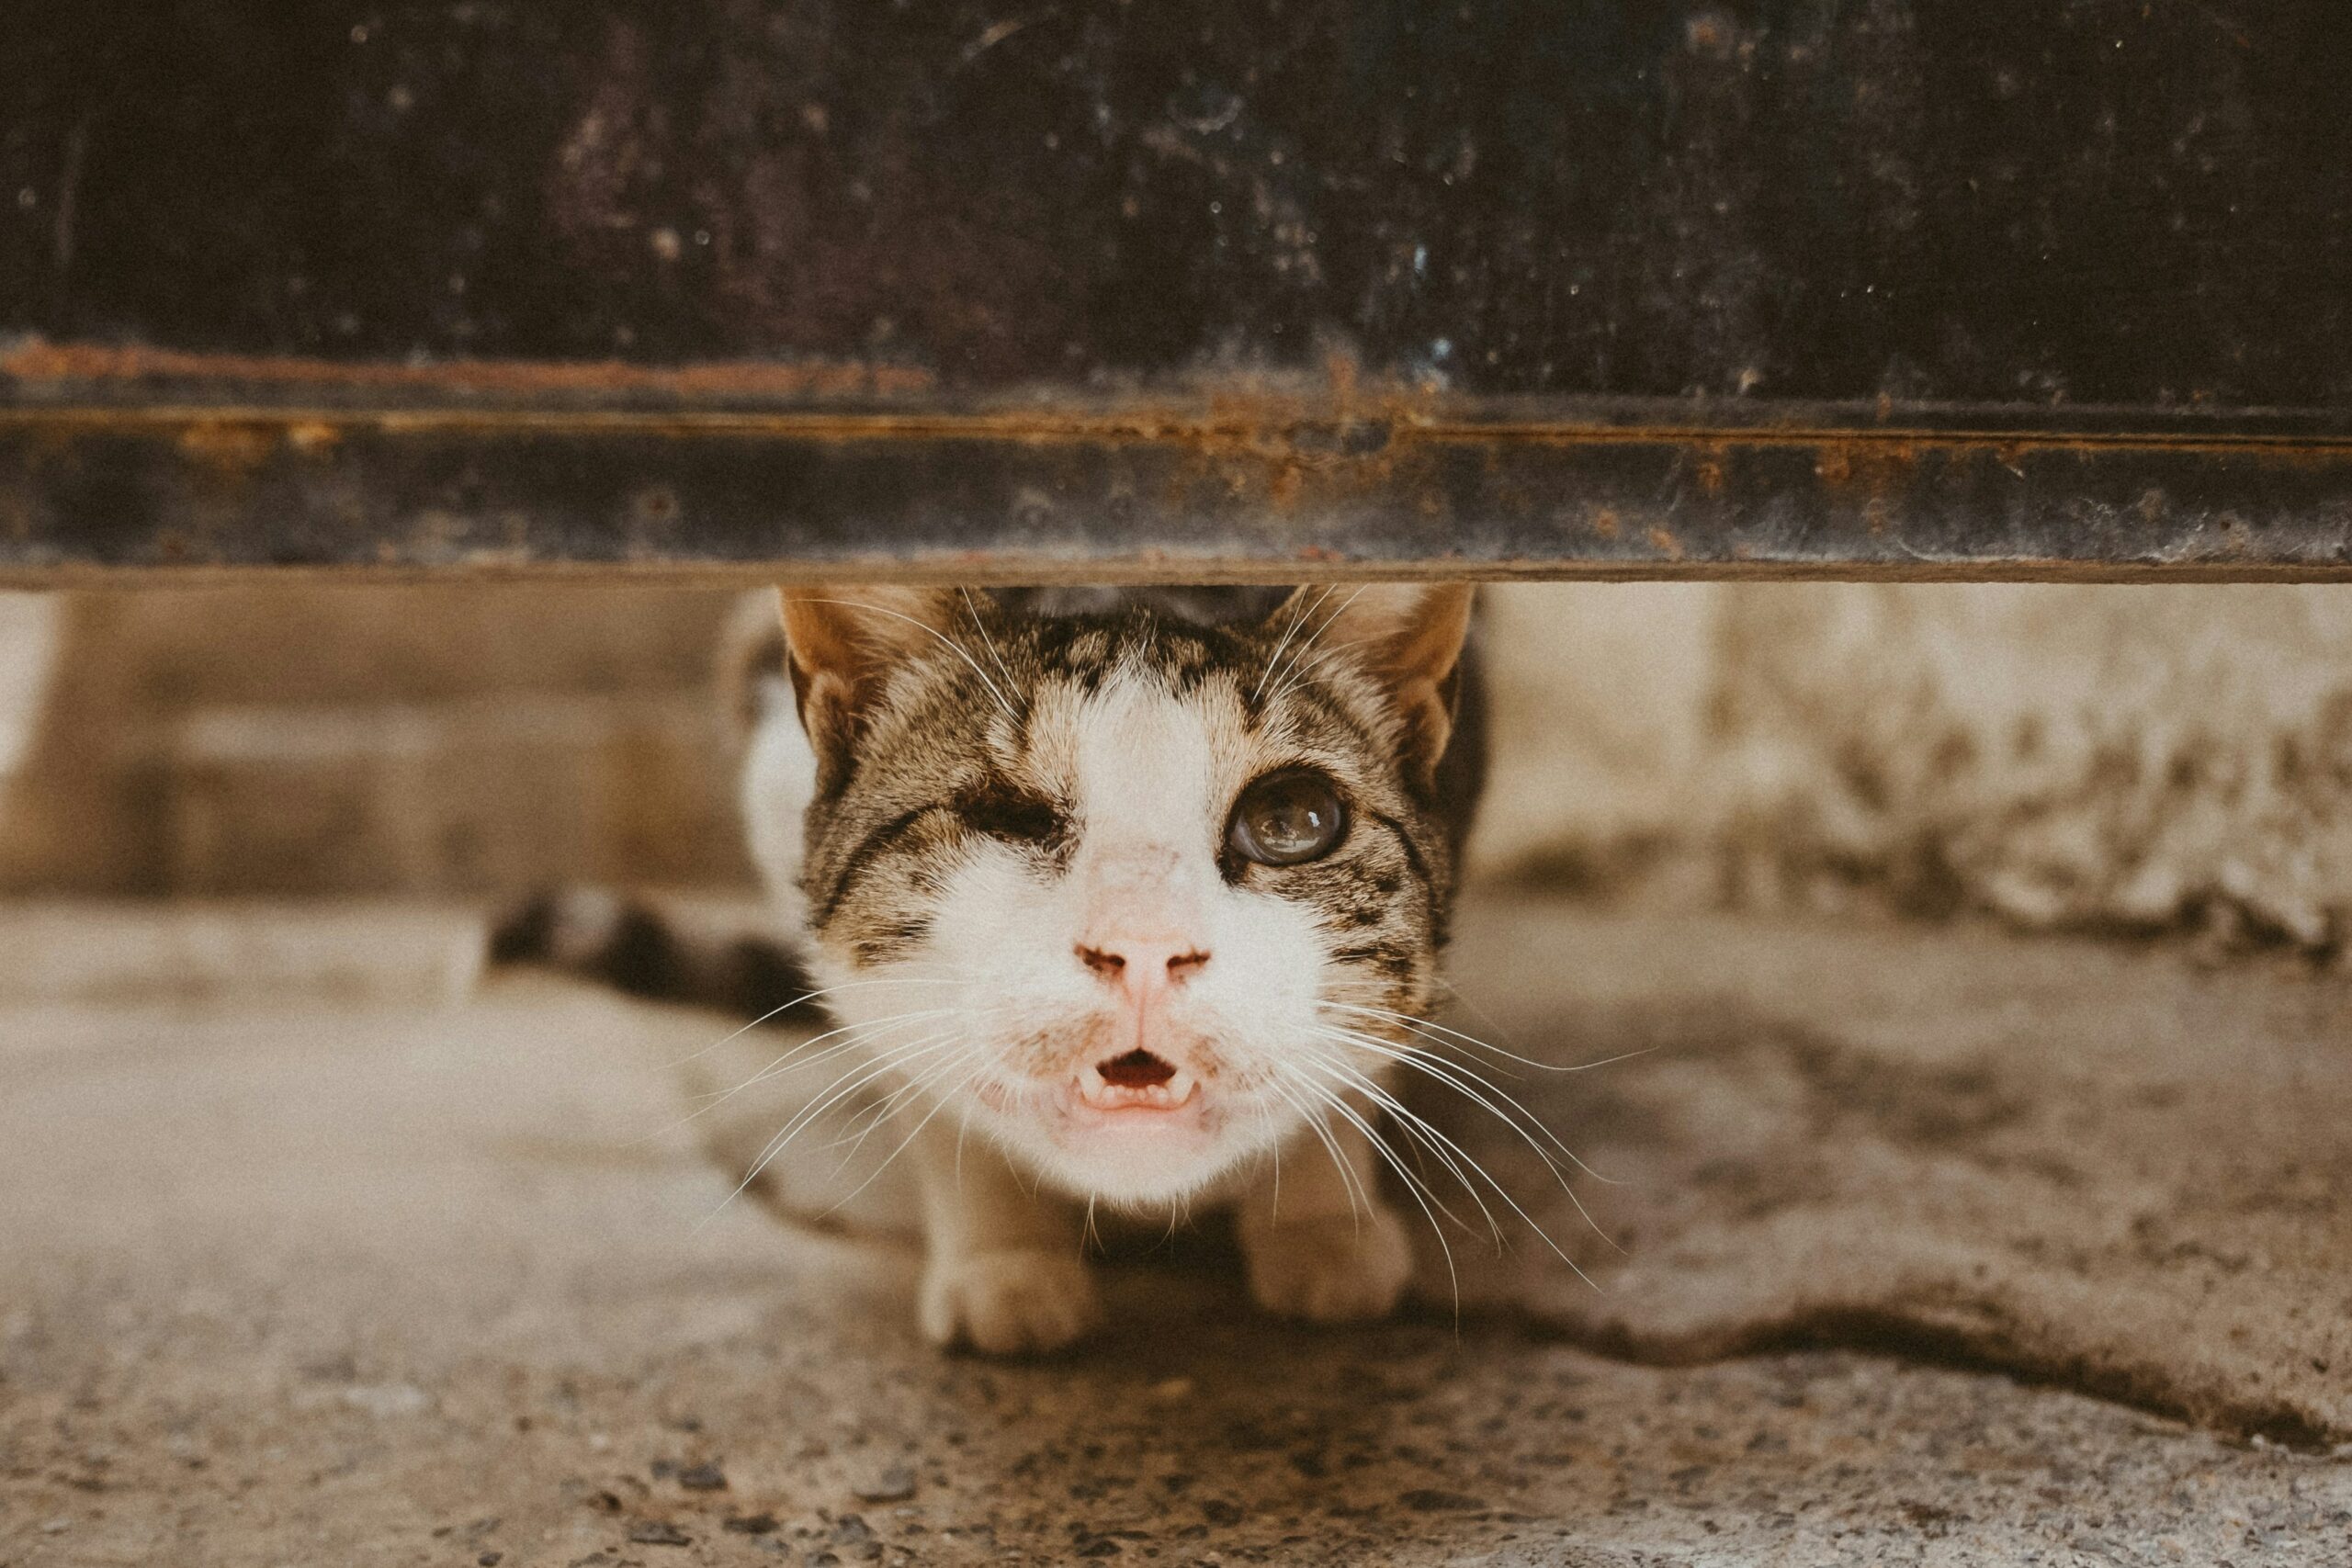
[778,587,1472,1206]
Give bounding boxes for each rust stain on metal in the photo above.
[5,341,2351,581]
[1810,436,1920,502]
[175,420,276,475]
[0,339,937,400]
[1693,443,1728,497]
[11,342,2352,482]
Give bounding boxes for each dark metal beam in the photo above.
[4,3,2348,580]
[5,374,2348,583]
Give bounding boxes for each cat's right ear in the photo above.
[775,587,967,784]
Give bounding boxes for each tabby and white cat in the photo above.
[501,585,1487,1354]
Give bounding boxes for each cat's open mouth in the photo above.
[1075,1048,1198,1113]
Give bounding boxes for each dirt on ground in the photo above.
[4,897,2348,1565]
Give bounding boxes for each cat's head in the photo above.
[766,586,1476,1206]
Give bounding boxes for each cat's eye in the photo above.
[1227,770,1347,866]
[958,788,1065,845]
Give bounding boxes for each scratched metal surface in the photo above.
[2,1,2348,579]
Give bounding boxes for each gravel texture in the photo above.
[4,898,2347,1565]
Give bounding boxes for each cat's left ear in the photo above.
[1267,584,1475,777]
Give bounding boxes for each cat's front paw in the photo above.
[920,1248,1102,1356]
[1244,1203,1414,1324]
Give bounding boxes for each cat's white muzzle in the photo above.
[967,1043,1283,1206]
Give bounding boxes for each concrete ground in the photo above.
[4,897,2348,1566]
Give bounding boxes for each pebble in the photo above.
[852,1465,916,1503]
[677,1461,728,1491]
[627,1519,694,1547]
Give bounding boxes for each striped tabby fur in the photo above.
[498,585,1486,1353]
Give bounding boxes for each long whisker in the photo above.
[1260,1077,1371,1232]
[707,1006,956,1094]
[825,1032,994,1156]
[1251,585,1338,703]
[820,1052,991,1219]
[1340,1077,1594,1288]
[1284,1054,1499,1245]
[735,1030,964,1180]
[959,587,1020,697]
[754,1029,971,1164]
[1268,1108,1282,1221]
[662,976,967,1071]
[1273,1067,1465,1315]
[823,1043,968,1151]
[1311,1022,1624,1186]
[796,596,1018,720]
[1427,974,1527,1061]
[1311,1027,1627,1255]
[1321,999,1657,1078]
[1266,624,1378,709]
[1264,586,1374,709]
[1311,1024,1622,1233]
[1298,1051,1606,1291]
[813,997,1007,1155]
[707,1031,970,1221]
[706,1012,962,1113]
[634,1009,959,1146]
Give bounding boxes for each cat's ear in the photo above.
[775,587,972,779]
[1268,585,1475,776]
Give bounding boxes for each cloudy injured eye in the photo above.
[1227,769,1348,866]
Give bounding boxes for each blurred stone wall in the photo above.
[7,581,2352,959]
[1476,583,2352,957]
[0,594,60,780]
[0,585,750,896]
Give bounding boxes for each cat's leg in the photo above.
[910,1122,1100,1355]
[1236,1102,1414,1323]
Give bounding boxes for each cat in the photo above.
[496,584,1487,1354]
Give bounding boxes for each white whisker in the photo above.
[1273,1065,1464,1314]
[1311,1026,1626,1252]
[706,1031,972,1223]
[797,596,1018,720]
[1285,1054,1498,1245]
[1298,1045,1611,1287]
[662,976,967,1072]
[1261,1077,1371,1233]
[1251,585,1337,703]
[960,587,1020,698]
[633,1009,958,1147]
[1267,623,1378,709]
[1322,999,1654,1078]
[1311,1021,1624,1187]
[824,1042,977,1153]
[821,1052,991,1219]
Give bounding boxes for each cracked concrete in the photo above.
[4,897,2349,1565]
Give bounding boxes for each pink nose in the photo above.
[1076,938,1210,998]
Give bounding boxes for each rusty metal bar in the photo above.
[4,3,2349,581]
[5,385,2348,583]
